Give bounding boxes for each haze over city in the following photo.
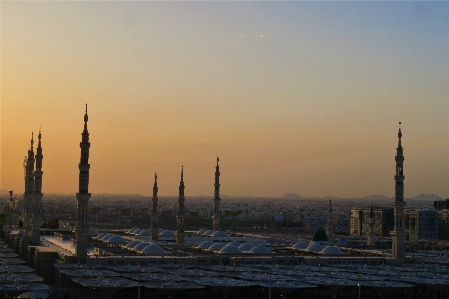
[2,1,449,198]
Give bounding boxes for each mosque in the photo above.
[3,107,419,298]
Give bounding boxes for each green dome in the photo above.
[312,227,328,242]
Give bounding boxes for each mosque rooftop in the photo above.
[3,283,49,292]
[54,258,449,291]
[71,276,138,288]
[58,268,121,277]
[0,235,49,294]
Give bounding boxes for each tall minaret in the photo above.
[390,122,407,260]
[367,205,376,246]
[31,129,44,245]
[151,172,159,240]
[212,156,221,231]
[23,133,35,232]
[176,166,186,244]
[75,104,91,263]
[325,199,333,243]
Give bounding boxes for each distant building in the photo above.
[404,209,439,240]
[350,207,394,237]
[245,212,256,220]
[434,198,449,211]
[274,214,284,222]
[437,210,449,240]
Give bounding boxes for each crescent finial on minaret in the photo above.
[84,104,88,123]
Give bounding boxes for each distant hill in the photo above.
[411,194,443,201]
[362,195,391,200]
[281,193,302,198]
[92,193,145,197]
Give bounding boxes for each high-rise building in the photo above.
[367,205,376,246]
[31,130,43,245]
[390,123,407,260]
[437,210,449,240]
[350,209,364,236]
[176,167,186,244]
[75,104,91,263]
[433,199,449,240]
[434,198,449,211]
[350,207,393,237]
[151,172,159,240]
[404,209,439,240]
[212,157,221,231]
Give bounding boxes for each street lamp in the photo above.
[1,262,9,299]
[268,268,272,299]
[358,283,361,299]
[137,263,141,299]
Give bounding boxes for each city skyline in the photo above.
[2,2,449,198]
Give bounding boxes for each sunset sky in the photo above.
[1,1,449,198]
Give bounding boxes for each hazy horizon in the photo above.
[2,2,449,198]
[0,188,445,202]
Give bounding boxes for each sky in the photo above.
[1,1,449,198]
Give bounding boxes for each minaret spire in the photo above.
[391,122,407,261]
[20,132,36,257]
[326,199,333,243]
[30,132,34,151]
[75,105,92,263]
[23,132,35,232]
[181,165,184,181]
[176,166,186,244]
[31,128,44,245]
[212,156,221,231]
[151,172,159,240]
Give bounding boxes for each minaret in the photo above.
[23,133,35,233]
[212,156,221,231]
[75,104,91,263]
[151,172,159,240]
[176,166,186,244]
[390,122,407,260]
[31,129,44,245]
[367,205,376,246]
[325,199,333,243]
